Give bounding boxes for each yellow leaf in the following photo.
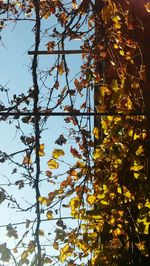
[97,193,105,200]
[46,210,53,220]
[125,190,132,199]
[93,148,102,160]
[70,197,80,209]
[39,144,45,156]
[111,79,119,92]
[58,61,65,75]
[134,172,140,179]
[43,11,51,19]
[87,195,97,205]
[77,239,89,252]
[38,196,50,205]
[47,159,59,169]
[136,241,146,252]
[145,201,150,209]
[112,15,121,23]
[113,227,123,237]
[97,85,110,98]
[59,244,73,263]
[144,224,149,234]
[119,50,124,56]
[101,200,109,205]
[136,145,144,156]
[21,251,28,260]
[145,2,150,12]
[130,164,144,171]
[117,187,122,194]
[92,127,99,139]
[52,149,65,159]
[101,2,115,23]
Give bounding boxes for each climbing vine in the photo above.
[0,0,150,265]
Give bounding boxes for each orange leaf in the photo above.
[145,2,150,12]
[22,155,32,165]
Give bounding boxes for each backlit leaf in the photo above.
[52,149,65,159]
[58,61,65,75]
[93,127,99,139]
[39,144,45,156]
[145,2,150,12]
[47,159,59,169]
[59,244,73,263]
[130,164,144,171]
[46,211,53,220]
[101,2,115,23]
[21,251,28,261]
[87,195,97,205]
[136,145,144,156]
[38,196,51,205]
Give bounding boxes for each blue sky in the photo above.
[0,11,90,264]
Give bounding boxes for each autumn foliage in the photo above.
[0,0,150,265]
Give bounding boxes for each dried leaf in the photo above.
[46,41,55,52]
[0,190,5,204]
[44,257,53,264]
[22,155,32,165]
[70,146,82,159]
[55,134,67,145]
[139,65,146,81]
[26,219,31,229]
[53,241,59,250]
[15,180,24,190]
[38,229,45,236]
[45,170,52,177]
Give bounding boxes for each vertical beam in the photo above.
[93,0,105,248]
[94,0,105,145]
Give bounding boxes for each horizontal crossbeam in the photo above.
[0,111,150,117]
[28,49,86,55]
